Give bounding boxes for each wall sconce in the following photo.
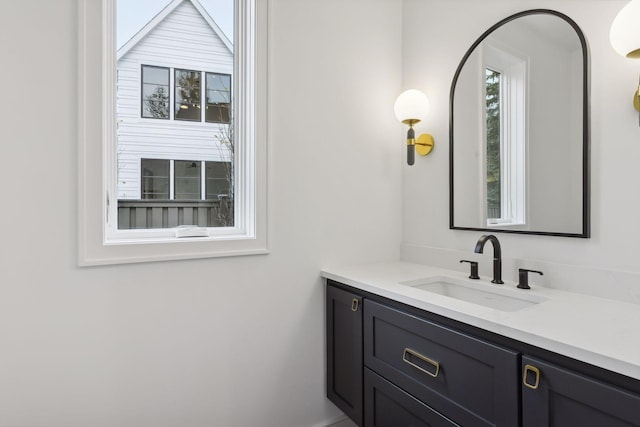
[610,0,640,124]
[394,89,435,165]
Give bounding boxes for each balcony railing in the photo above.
[118,199,233,229]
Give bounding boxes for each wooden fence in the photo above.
[118,200,233,229]
[487,205,501,219]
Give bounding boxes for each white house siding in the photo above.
[116,0,233,200]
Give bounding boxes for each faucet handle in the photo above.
[460,260,480,280]
[518,268,543,289]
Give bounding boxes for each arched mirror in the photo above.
[450,10,590,237]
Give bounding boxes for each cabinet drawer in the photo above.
[364,300,519,427]
[365,368,460,427]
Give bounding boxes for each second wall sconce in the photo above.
[394,89,435,165]
[610,0,640,124]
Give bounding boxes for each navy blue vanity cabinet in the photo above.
[521,356,640,426]
[326,280,640,427]
[326,283,364,426]
[364,299,519,427]
[364,368,460,427]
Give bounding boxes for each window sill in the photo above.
[80,233,269,266]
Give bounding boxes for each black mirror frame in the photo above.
[449,9,590,238]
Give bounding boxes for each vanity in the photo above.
[324,262,640,426]
[322,5,640,425]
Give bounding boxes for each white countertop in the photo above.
[322,261,640,381]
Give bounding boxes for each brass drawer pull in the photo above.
[523,364,541,390]
[403,348,440,378]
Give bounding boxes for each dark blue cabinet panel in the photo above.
[364,368,460,427]
[326,283,363,426]
[522,356,640,427]
[364,299,519,427]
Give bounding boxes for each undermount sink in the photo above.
[399,276,547,311]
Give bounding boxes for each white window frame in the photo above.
[78,0,268,265]
[483,42,527,227]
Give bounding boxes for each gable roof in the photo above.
[117,0,233,61]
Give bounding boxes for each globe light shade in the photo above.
[610,0,640,58]
[394,89,430,124]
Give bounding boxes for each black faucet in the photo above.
[474,234,504,284]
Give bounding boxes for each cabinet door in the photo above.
[327,283,363,426]
[522,356,640,426]
[364,368,460,427]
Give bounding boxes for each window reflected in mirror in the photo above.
[485,68,501,221]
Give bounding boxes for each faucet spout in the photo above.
[474,234,504,284]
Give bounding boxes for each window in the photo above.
[141,159,170,199]
[78,0,268,265]
[484,43,526,227]
[206,161,231,198]
[141,65,170,119]
[174,160,201,199]
[174,69,201,121]
[140,67,232,123]
[485,68,501,220]
[206,73,231,123]
[139,159,231,202]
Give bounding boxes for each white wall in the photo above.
[402,0,640,279]
[0,1,402,426]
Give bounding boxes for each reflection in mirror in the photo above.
[450,10,590,237]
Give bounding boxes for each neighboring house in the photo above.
[116,0,233,228]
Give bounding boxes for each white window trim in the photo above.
[78,0,268,266]
[483,42,527,228]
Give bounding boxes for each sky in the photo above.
[117,0,233,48]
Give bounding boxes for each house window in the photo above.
[206,161,231,198]
[141,159,170,199]
[139,159,232,202]
[174,69,201,121]
[206,73,231,123]
[142,68,231,123]
[141,65,170,119]
[174,160,202,199]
